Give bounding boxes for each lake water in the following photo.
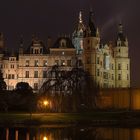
[1,126,140,140]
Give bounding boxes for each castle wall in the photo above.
[98,88,140,110]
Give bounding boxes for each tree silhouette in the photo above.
[0,70,7,91]
[40,65,99,112]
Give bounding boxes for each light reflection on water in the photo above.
[1,126,140,140]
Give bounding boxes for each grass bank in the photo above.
[0,111,140,126]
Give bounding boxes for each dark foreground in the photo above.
[0,111,140,127]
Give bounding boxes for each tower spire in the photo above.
[118,22,123,34]
[88,9,96,37]
[79,11,83,23]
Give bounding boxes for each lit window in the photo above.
[61,60,65,66]
[35,60,39,67]
[43,60,48,66]
[26,60,30,67]
[55,60,59,65]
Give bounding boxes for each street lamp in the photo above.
[43,100,49,113]
[43,100,49,107]
[43,136,48,140]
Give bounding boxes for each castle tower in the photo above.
[114,23,130,88]
[72,11,85,54]
[83,10,100,83]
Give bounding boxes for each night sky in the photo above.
[0,0,139,87]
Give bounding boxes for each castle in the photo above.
[0,10,130,90]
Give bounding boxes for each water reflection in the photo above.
[1,126,140,140]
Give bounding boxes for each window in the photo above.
[10,58,15,61]
[43,71,47,78]
[67,60,71,66]
[8,74,11,79]
[34,71,38,78]
[61,60,65,66]
[55,60,59,65]
[127,74,129,80]
[34,60,39,67]
[78,60,83,67]
[34,83,38,90]
[118,74,121,80]
[43,60,48,66]
[112,74,114,80]
[60,39,66,48]
[35,49,39,54]
[26,60,30,67]
[87,57,91,64]
[104,54,110,70]
[40,48,43,54]
[25,71,29,78]
[97,57,100,64]
[97,69,100,76]
[118,63,121,70]
[103,72,108,79]
[112,64,114,70]
[11,64,14,68]
[0,64,3,68]
[8,74,15,79]
[12,74,15,79]
[127,64,129,70]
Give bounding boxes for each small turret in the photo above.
[116,23,127,47]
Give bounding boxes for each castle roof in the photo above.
[52,37,75,49]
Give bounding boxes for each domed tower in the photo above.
[114,23,130,88]
[72,11,86,54]
[83,9,100,81]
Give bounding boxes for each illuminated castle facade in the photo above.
[0,10,130,90]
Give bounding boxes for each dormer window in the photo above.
[60,39,66,48]
[35,49,39,54]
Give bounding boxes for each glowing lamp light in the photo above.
[43,100,49,106]
[43,136,48,140]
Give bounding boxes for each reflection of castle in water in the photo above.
[1,127,140,140]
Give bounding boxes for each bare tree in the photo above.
[40,65,99,112]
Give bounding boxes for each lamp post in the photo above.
[43,100,49,114]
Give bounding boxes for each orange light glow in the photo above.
[43,136,48,140]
